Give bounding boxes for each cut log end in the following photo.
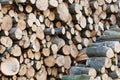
[1,57,20,76]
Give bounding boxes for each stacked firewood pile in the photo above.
[63,28,120,80]
[0,0,119,80]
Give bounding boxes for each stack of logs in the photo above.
[63,28,120,80]
[0,0,119,80]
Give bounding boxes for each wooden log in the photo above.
[70,67,96,77]
[70,43,79,58]
[18,64,27,76]
[1,15,12,31]
[26,66,35,78]
[62,75,94,80]
[86,46,114,58]
[36,0,48,11]
[0,45,6,54]
[86,57,112,71]
[51,44,58,55]
[88,41,120,53]
[44,56,55,67]
[55,55,65,67]
[61,45,70,55]
[0,36,13,48]
[51,36,65,50]
[1,57,20,76]
[76,48,88,62]
[9,27,22,40]
[42,47,50,56]
[109,69,120,78]
[57,2,72,24]
[11,44,21,57]
[49,0,58,7]
[68,3,80,14]
[35,65,47,80]
[100,73,108,80]
[64,56,71,69]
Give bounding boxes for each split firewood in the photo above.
[0,57,20,76]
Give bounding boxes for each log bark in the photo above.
[88,41,120,53]
[70,67,96,77]
[86,57,112,72]
[86,46,114,58]
[62,75,94,80]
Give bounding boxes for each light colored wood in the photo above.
[44,56,55,67]
[51,36,65,50]
[25,4,32,13]
[52,67,58,77]
[35,65,47,80]
[0,36,13,48]
[1,57,20,76]
[57,2,72,24]
[0,45,6,54]
[18,64,27,76]
[70,43,78,58]
[36,26,44,40]
[64,56,71,69]
[42,47,50,56]
[51,44,58,54]
[26,66,35,78]
[36,0,48,11]
[11,44,22,57]
[49,0,58,7]
[55,55,65,67]
[1,15,12,31]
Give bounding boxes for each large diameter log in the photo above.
[86,46,114,58]
[86,57,112,71]
[0,57,20,76]
[88,41,120,53]
[70,67,96,77]
[62,75,94,80]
